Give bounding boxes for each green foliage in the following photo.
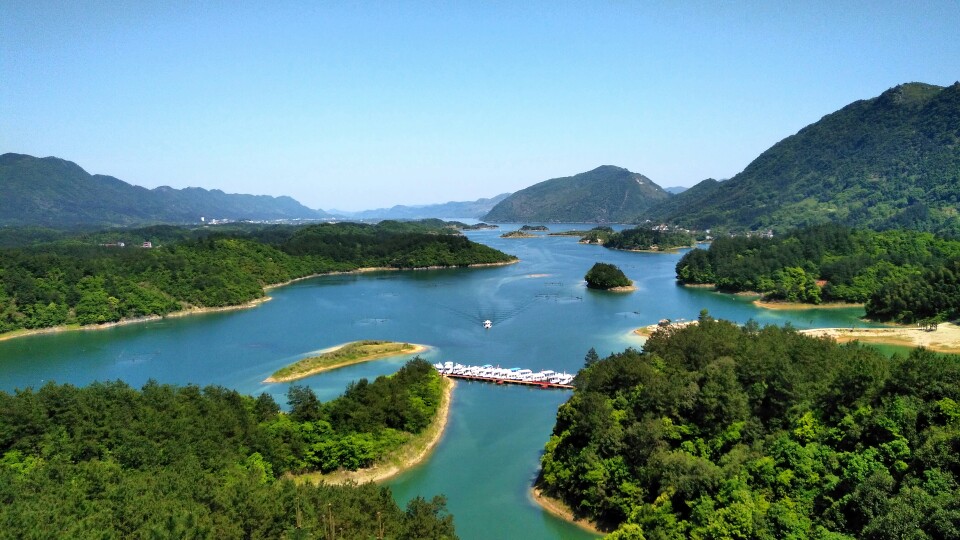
[650,82,960,235]
[585,262,632,289]
[484,165,670,223]
[603,227,695,251]
[538,318,960,538]
[675,224,960,318]
[0,358,457,538]
[0,222,516,334]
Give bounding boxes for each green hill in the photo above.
[0,153,329,226]
[650,82,960,233]
[484,165,670,223]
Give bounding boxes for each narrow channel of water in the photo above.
[0,225,876,539]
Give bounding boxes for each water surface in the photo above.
[0,225,876,539]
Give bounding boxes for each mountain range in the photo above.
[0,153,329,227]
[5,81,958,232]
[332,193,511,220]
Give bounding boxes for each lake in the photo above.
[0,225,876,539]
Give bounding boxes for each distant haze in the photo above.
[2,3,958,210]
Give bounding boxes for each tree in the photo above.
[585,263,632,290]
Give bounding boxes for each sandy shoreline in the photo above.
[297,376,455,485]
[530,487,605,535]
[754,299,864,311]
[263,343,429,383]
[0,260,518,343]
[679,284,864,311]
[0,297,272,343]
[800,322,960,354]
[633,320,698,338]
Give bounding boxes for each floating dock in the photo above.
[441,372,574,389]
[433,362,575,390]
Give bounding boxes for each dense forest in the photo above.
[675,224,960,322]
[538,314,960,538]
[0,358,457,538]
[584,262,632,290]
[602,227,695,252]
[0,221,516,334]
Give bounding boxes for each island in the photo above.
[602,226,695,251]
[500,229,537,238]
[458,222,499,230]
[584,262,634,291]
[264,340,428,382]
[520,224,549,231]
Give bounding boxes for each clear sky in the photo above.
[2,2,958,211]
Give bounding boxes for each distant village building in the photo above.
[142,241,153,248]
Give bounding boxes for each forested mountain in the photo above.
[336,193,511,220]
[0,359,458,538]
[0,153,329,226]
[484,166,670,223]
[649,82,960,233]
[539,315,960,538]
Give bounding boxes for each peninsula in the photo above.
[298,375,455,485]
[0,220,518,341]
[264,340,428,383]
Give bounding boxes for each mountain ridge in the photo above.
[484,165,670,223]
[650,81,960,233]
[335,193,511,220]
[0,153,329,226]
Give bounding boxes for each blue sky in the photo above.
[3,2,958,211]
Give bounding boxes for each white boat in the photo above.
[483,320,492,329]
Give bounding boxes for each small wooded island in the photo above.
[265,340,427,382]
[584,262,634,291]
[500,229,537,238]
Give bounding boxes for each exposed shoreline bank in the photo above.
[0,259,518,344]
[0,297,272,343]
[679,283,863,311]
[530,487,605,535]
[634,320,960,354]
[263,342,429,383]
[800,322,960,354]
[753,299,864,311]
[297,376,455,485]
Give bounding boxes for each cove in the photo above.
[0,224,877,539]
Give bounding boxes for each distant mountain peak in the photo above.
[484,166,669,223]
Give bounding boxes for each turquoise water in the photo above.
[0,226,877,539]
